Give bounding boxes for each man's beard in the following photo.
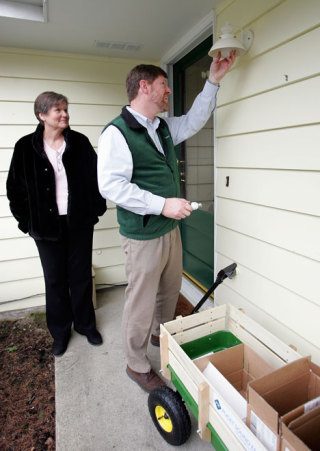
[160,99,169,112]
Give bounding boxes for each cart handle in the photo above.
[191,263,237,314]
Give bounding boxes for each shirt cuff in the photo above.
[147,194,166,215]
[205,79,220,90]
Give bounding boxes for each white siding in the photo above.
[0,47,153,311]
[214,0,320,363]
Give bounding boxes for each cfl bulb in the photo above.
[191,202,202,211]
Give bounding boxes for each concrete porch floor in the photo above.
[55,285,212,451]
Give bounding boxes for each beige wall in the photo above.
[0,47,153,312]
[213,0,320,363]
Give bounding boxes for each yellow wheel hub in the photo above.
[155,405,173,433]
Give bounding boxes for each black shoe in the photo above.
[86,329,103,346]
[150,334,160,347]
[52,339,68,357]
[75,328,103,346]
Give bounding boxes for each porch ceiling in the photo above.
[0,0,224,60]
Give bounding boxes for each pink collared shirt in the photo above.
[44,140,68,215]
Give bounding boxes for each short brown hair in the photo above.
[34,91,68,124]
[126,64,168,102]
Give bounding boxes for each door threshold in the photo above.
[181,275,212,308]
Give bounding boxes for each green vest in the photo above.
[107,107,180,240]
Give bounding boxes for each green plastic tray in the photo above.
[180,330,241,359]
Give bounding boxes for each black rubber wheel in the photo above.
[148,386,191,446]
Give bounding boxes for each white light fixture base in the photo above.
[241,29,254,51]
[208,23,254,58]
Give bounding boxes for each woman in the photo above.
[7,91,107,357]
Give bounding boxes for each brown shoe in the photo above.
[150,334,160,347]
[126,366,165,393]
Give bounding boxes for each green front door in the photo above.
[173,36,214,290]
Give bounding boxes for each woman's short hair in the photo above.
[34,91,68,124]
[126,64,168,102]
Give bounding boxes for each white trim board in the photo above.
[181,276,215,312]
[160,10,214,66]
[162,13,217,300]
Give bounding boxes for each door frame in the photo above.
[161,12,216,304]
[161,10,214,98]
[173,37,215,291]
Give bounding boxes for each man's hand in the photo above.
[162,198,193,220]
[209,50,236,84]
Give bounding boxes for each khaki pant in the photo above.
[121,227,182,373]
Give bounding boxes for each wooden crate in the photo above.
[160,304,302,451]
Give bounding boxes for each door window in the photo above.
[173,37,214,289]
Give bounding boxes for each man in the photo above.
[98,51,235,392]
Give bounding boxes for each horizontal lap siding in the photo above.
[0,102,122,126]
[0,241,124,283]
[217,168,320,216]
[216,226,319,306]
[0,48,152,311]
[217,78,320,136]
[217,125,320,170]
[0,77,126,104]
[0,49,141,83]
[215,0,320,363]
[216,198,320,261]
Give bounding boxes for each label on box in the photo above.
[212,394,265,450]
[250,410,277,451]
[203,362,247,420]
[304,394,320,412]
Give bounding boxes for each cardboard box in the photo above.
[281,406,320,450]
[194,343,274,421]
[282,393,320,427]
[248,357,320,451]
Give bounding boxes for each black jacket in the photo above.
[6,124,107,240]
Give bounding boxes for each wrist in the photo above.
[208,77,220,87]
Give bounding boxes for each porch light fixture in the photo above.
[208,23,253,58]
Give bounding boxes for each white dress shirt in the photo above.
[97,80,219,216]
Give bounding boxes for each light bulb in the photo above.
[191,202,202,211]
